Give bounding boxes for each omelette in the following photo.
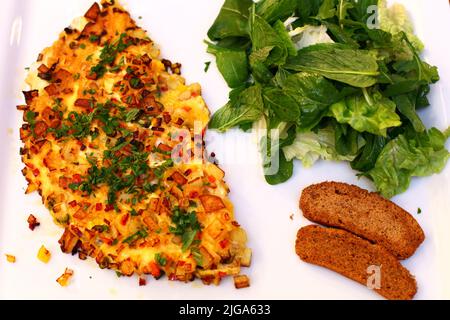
[18,1,251,286]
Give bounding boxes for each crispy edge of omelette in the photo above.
[18,1,251,287]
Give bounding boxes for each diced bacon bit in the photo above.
[234,275,250,289]
[69,200,78,207]
[86,72,98,80]
[53,69,72,83]
[32,168,40,177]
[34,121,48,137]
[105,204,114,212]
[16,105,29,111]
[44,84,59,96]
[120,213,130,226]
[95,203,103,211]
[74,99,92,108]
[27,214,40,230]
[171,171,187,185]
[56,268,74,287]
[231,221,240,227]
[139,277,147,286]
[59,176,70,189]
[141,54,152,65]
[219,239,229,249]
[22,90,39,104]
[38,71,52,81]
[84,2,101,21]
[148,262,161,278]
[162,113,171,124]
[162,197,170,209]
[38,64,50,73]
[207,176,216,184]
[59,228,81,254]
[168,273,177,281]
[72,174,82,184]
[5,254,16,263]
[199,195,226,213]
[189,191,199,199]
[184,169,192,176]
[218,271,227,279]
[37,245,51,263]
[157,143,172,152]
[176,118,184,126]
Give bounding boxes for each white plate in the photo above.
[0,0,449,300]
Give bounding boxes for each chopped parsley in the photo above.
[154,253,167,266]
[90,33,130,79]
[169,207,202,251]
[129,77,142,89]
[89,35,100,42]
[153,159,174,179]
[204,61,211,73]
[122,230,148,245]
[121,108,141,122]
[191,245,203,266]
[417,208,422,214]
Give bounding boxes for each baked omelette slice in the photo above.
[18,1,251,286]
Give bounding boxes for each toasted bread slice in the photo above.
[296,225,417,300]
[300,182,424,259]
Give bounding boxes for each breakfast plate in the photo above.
[0,0,449,299]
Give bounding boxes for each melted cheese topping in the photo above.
[19,1,249,284]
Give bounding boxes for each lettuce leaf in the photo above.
[329,91,401,136]
[283,125,360,167]
[378,0,424,53]
[289,25,334,50]
[368,127,450,198]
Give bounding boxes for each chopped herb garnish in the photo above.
[169,207,202,251]
[90,33,130,79]
[122,229,148,245]
[79,43,86,49]
[153,159,174,178]
[417,208,422,214]
[154,253,167,266]
[89,35,100,42]
[191,245,203,266]
[130,208,138,216]
[204,61,211,73]
[68,183,80,191]
[121,108,141,122]
[129,77,142,89]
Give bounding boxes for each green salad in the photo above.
[206,0,450,198]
